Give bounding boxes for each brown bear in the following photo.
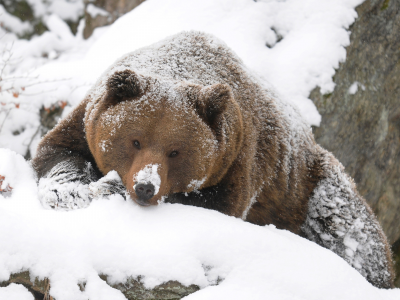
[32,31,394,288]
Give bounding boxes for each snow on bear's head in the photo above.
[85,69,244,206]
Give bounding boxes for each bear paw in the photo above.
[89,171,126,199]
[38,177,92,210]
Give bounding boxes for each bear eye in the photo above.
[133,140,141,149]
[169,151,179,158]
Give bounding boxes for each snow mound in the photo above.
[0,148,36,192]
[0,149,399,299]
[0,283,34,300]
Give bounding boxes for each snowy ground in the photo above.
[1,148,400,300]
[2,0,400,299]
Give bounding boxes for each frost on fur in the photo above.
[187,177,207,193]
[133,164,161,195]
[301,151,393,288]
[89,170,126,199]
[38,160,97,210]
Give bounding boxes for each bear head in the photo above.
[85,69,243,206]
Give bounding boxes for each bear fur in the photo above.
[32,31,394,288]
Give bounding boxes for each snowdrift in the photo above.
[0,149,399,299]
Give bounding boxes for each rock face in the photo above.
[309,0,400,286]
[83,0,145,39]
[0,271,199,300]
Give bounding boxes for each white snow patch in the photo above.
[86,4,110,18]
[348,81,366,94]
[348,82,358,94]
[89,170,123,199]
[0,149,400,299]
[99,140,110,152]
[33,0,85,22]
[0,283,34,300]
[133,164,161,195]
[45,14,75,43]
[0,6,31,35]
[187,177,207,192]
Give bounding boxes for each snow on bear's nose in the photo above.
[132,164,161,205]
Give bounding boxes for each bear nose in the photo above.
[135,182,155,204]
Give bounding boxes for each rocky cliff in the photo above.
[309,0,400,286]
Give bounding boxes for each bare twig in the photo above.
[0,41,14,77]
[24,124,41,151]
[0,108,11,135]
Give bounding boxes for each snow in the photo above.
[26,0,84,21]
[2,0,400,299]
[46,14,75,43]
[88,170,124,198]
[0,5,31,36]
[1,149,400,300]
[188,177,207,192]
[0,0,366,157]
[348,81,366,94]
[0,283,34,300]
[133,164,161,195]
[86,4,110,18]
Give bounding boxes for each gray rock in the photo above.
[308,0,400,286]
[310,0,400,245]
[0,271,199,300]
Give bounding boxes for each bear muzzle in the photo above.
[128,163,164,206]
[134,182,155,206]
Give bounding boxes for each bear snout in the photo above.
[134,182,155,206]
[129,163,163,206]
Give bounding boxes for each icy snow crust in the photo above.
[1,150,400,300]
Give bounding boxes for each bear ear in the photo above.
[106,69,143,100]
[196,83,233,127]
